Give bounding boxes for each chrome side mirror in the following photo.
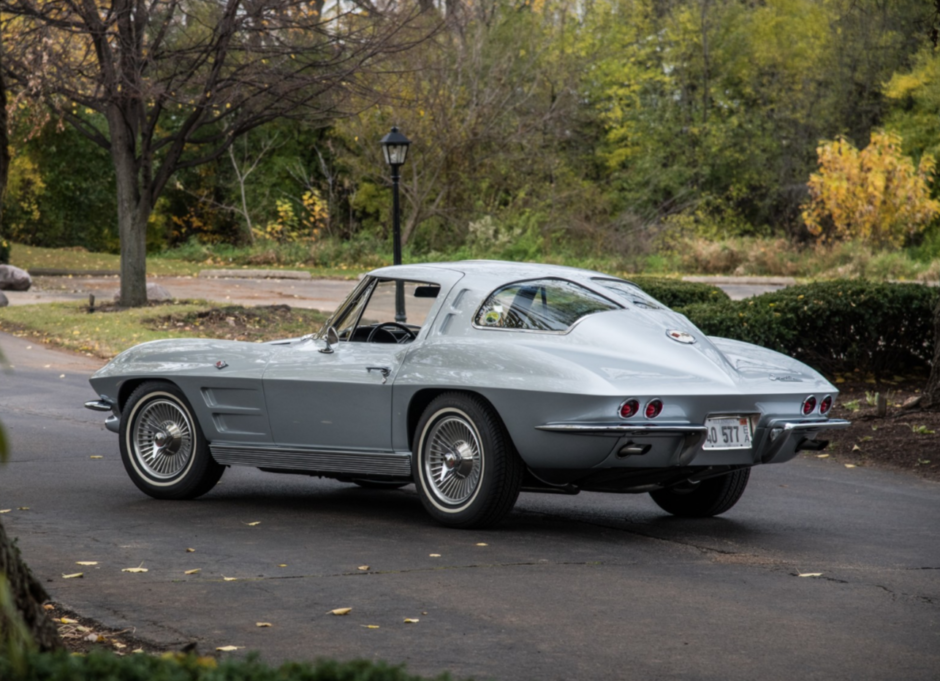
[319,326,339,354]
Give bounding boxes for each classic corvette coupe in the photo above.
[85,261,849,528]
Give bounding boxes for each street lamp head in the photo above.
[380,126,411,168]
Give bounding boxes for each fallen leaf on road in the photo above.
[851,445,861,452]
[245,521,261,526]
[17,507,28,511]
[186,548,195,553]
[184,569,201,575]
[845,464,856,468]
[330,608,352,616]
[90,456,103,460]
[358,565,369,571]
[43,604,54,611]
[0,510,9,514]
[421,612,428,615]
[815,454,829,458]
[256,622,272,628]
[60,617,78,624]
[113,642,126,649]
[216,646,242,652]
[76,561,98,566]
[277,564,287,568]
[429,554,441,558]
[798,573,823,577]
[361,625,380,629]
[122,564,148,573]
[62,573,83,579]
[403,618,419,624]
[222,576,238,581]
[475,543,488,547]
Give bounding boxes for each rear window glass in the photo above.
[475,279,619,332]
[593,278,662,309]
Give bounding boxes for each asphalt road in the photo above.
[1,332,938,680]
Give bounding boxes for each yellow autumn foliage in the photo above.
[802,131,939,248]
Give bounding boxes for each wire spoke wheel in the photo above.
[132,399,195,479]
[424,416,483,505]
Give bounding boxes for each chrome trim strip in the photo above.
[536,422,706,436]
[210,443,412,477]
[85,399,114,412]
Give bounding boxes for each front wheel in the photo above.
[119,381,224,500]
[649,468,751,518]
[413,393,524,529]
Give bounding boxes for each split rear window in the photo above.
[475,279,619,332]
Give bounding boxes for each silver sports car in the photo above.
[85,261,849,528]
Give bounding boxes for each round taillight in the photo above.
[620,399,640,418]
[645,399,663,419]
[820,395,833,415]
[802,396,817,415]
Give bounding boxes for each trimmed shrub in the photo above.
[627,276,730,308]
[678,280,939,378]
[0,650,458,681]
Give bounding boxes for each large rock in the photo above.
[0,264,32,291]
[0,291,8,307]
[113,283,173,304]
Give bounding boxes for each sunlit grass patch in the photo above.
[10,244,201,276]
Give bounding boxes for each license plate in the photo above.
[703,417,753,450]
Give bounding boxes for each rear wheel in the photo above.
[649,468,750,518]
[120,381,224,500]
[413,393,523,529]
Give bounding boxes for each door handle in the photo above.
[366,366,391,383]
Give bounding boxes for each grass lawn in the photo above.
[10,243,364,279]
[0,302,328,359]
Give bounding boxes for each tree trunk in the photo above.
[108,106,149,308]
[0,520,63,652]
[0,29,10,253]
[924,294,940,408]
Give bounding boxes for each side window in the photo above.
[349,280,441,343]
[475,279,620,332]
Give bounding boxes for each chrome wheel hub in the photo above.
[425,416,483,505]
[132,399,194,479]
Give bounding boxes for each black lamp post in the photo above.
[380,126,411,323]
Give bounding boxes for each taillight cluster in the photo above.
[619,398,663,419]
[802,395,833,416]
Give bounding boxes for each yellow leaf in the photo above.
[113,642,126,649]
[122,563,148,573]
[429,554,441,558]
[60,617,78,624]
[330,608,352,616]
[277,564,287,568]
[475,543,488,547]
[256,622,272,628]
[798,573,823,577]
[215,646,242,652]
[357,565,369,571]
[18,507,28,511]
[184,569,201,575]
[403,618,420,624]
[245,521,261,526]
[845,464,857,469]
[76,561,98,566]
[361,625,380,629]
[851,445,861,452]
[186,548,195,553]
[43,604,54,611]
[222,576,238,581]
[90,456,103,460]
[0,510,10,514]
[816,454,829,458]
[62,573,83,579]
[132,648,144,654]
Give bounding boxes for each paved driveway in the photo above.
[1,333,938,680]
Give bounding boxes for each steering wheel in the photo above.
[366,322,417,344]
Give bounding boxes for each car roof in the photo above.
[367,260,616,284]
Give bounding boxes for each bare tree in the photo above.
[1,0,428,306]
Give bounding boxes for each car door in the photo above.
[262,276,444,453]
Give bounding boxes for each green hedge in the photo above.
[627,276,730,308]
[677,280,939,378]
[0,650,458,681]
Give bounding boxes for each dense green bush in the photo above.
[0,650,458,681]
[678,281,939,378]
[628,276,730,308]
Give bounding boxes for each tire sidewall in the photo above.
[120,384,205,495]
[415,405,488,515]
